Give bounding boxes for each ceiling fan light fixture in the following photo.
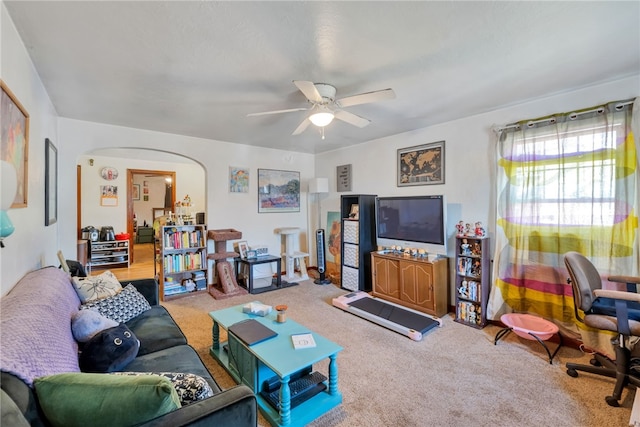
[309,110,334,127]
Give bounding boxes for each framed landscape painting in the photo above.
[258,169,300,213]
[397,141,445,186]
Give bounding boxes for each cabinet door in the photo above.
[400,262,434,311]
[373,257,400,298]
[415,263,435,311]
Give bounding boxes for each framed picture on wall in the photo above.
[100,185,118,206]
[257,169,300,213]
[229,166,249,193]
[44,138,57,226]
[1,80,30,208]
[132,184,140,201]
[397,140,445,186]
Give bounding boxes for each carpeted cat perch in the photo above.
[207,229,247,300]
[208,261,247,300]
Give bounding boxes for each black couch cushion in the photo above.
[125,345,222,394]
[126,306,188,356]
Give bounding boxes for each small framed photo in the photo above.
[237,241,249,258]
[349,204,359,219]
[132,184,140,201]
[246,249,257,259]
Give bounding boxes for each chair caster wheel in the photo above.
[566,368,578,378]
[605,396,620,407]
[589,358,601,367]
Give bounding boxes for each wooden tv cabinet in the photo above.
[370,251,448,317]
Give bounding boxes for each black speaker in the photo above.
[315,229,331,285]
[196,212,205,224]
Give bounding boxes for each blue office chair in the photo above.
[564,251,640,407]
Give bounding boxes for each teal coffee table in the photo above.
[209,303,343,427]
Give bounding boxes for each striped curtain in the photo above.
[487,98,639,354]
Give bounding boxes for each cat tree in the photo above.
[207,228,247,299]
[276,227,309,283]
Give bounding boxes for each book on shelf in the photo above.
[291,333,316,349]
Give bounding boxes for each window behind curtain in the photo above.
[488,99,638,331]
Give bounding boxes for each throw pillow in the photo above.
[113,372,214,405]
[72,270,122,303]
[33,372,181,427]
[71,309,119,343]
[79,324,140,373]
[80,284,151,323]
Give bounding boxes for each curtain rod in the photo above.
[494,99,636,133]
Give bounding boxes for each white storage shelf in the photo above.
[89,240,129,268]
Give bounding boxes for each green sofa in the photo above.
[0,267,257,426]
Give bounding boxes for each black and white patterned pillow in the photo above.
[112,372,214,405]
[81,284,151,323]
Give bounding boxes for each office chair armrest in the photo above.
[593,288,640,302]
[608,275,640,286]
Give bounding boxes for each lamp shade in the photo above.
[309,112,334,127]
[1,160,17,210]
[0,210,15,239]
[309,177,329,194]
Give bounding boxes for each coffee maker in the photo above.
[100,226,115,241]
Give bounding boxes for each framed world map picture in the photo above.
[397,141,445,186]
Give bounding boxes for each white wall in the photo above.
[58,119,315,270]
[1,3,59,295]
[78,153,205,233]
[132,176,168,227]
[314,75,640,301]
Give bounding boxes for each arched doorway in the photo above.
[77,149,205,279]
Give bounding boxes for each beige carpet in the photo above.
[162,280,633,427]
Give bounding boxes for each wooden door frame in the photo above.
[127,169,176,264]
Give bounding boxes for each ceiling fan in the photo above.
[247,80,396,137]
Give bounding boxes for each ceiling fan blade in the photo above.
[293,80,323,103]
[334,110,371,128]
[292,118,311,135]
[247,107,308,117]
[337,88,396,108]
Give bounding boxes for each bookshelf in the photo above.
[340,194,377,292]
[454,236,490,328]
[155,224,207,300]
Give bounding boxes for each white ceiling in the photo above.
[4,1,639,154]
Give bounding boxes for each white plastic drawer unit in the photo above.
[343,220,359,244]
[343,243,359,268]
[341,265,359,291]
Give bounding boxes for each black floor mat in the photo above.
[347,297,439,334]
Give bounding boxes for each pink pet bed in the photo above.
[494,313,563,364]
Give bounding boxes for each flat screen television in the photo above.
[376,195,446,249]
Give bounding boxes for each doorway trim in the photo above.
[127,169,176,264]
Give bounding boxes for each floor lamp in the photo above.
[309,178,331,284]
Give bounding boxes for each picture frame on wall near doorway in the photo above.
[132,184,140,201]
